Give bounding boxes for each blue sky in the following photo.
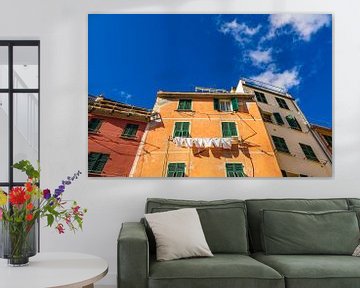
[89,14,332,127]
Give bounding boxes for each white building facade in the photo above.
[237,79,332,177]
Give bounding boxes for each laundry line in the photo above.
[172,137,233,149]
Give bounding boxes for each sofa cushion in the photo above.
[246,198,349,252]
[146,198,249,254]
[253,252,360,288]
[149,254,284,288]
[145,208,213,261]
[347,198,360,207]
[261,209,359,255]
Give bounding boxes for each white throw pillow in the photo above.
[145,208,213,261]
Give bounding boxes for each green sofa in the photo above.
[118,198,360,288]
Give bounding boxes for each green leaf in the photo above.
[47,214,54,227]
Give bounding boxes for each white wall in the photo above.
[1,0,360,286]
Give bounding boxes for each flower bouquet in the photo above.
[0,160,87,266]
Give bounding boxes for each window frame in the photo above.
[271,135,290,154]
[177,99,192,111]
[275,97,290,110]
[222,122,238,138]
[273,112,285,125]
[254,91,268,104]
[121,123,139,138]
[225,163,247,177]
[219,99,233,112]
[88,152,109,174]
[299,143,319,162]
[261,111,273,123]
[0,40,40,189]
[173,121,190,138]
[166,162,186,177]
[88,118,102,133]
[286,115,302,131]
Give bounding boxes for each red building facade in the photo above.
[88,96,153,177]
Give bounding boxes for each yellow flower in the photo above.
[0,190,7,206]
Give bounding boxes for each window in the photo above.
[286,115,302,131]
[122,123,139,138]
[261,112,273,123]
[255,91,268,104]
[167,163,185,177]
[178,99,192,110]
[226,163,247,177]
[220,99,232,111]
[173,122,190,137]
[323,135,332,147]
[0,40,40,188]
[273,112,285,125]
[299,143,319,162]
[222,122,237,137]
[88,118,102,132]
[272,136,290,153]
[214,98,239,112]
[275,97,290,109]
[88,152,109,174]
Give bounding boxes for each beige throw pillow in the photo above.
[145,208,213,261]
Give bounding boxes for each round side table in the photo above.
[0,252,108,288]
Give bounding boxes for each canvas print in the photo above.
[88,14,332,178]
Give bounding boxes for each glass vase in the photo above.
[0,220,37,266]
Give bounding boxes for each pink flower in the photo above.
[0,208,3,220]
[56,223,65,234]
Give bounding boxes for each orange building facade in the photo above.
[131,90,282,177]
[88,96,153,177]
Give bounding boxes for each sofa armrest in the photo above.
[118,222,149,288]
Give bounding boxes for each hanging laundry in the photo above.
[173,137,233,149]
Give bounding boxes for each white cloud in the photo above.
[219,19,261,44]
[120,91,132,102]
[112,88,133,103]
[248,48,273,66]
[251,67,300,90]
[268,14,331,41]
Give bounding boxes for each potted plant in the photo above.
[0,160,86,266]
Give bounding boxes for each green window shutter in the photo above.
[222,122,237,137]
[182,122,190,137]
[88,152,100,171]
[231,98,239,111]
[286,115,301,131]
[167,163,185,177]
[88,153,109,174]
[88,118,101,132]
[226,163,247,177]
[229,122,237,136]
[93,154,109,173]
[299,143,319,162]
[214,98,220,111]
[173,122,190,137]
[122,124,139,137]
[178,99,192,110]
[272,136,290,153]
[273,113,284,125]
[222,122,230,137]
